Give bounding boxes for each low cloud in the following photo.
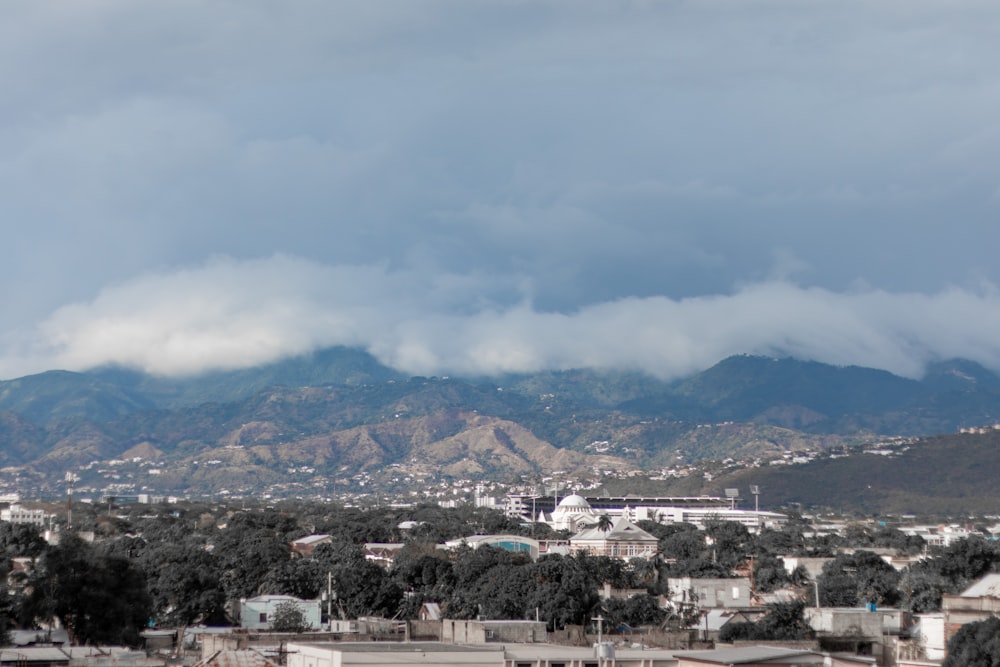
[3,255,999,381]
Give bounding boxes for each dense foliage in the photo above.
[4,499,1000,647]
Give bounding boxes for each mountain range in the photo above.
[1,347,999,513]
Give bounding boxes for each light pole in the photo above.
[592,615,605,667]
[750,485,760,531]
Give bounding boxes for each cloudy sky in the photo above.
[2,1,1000,381]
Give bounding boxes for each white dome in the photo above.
[557,494,591,509]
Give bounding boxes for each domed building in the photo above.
[544,493,597,532]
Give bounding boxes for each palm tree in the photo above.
[595,513,613,533]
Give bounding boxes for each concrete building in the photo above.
[666,577,752,611]
[286,641,680,667]
[1,505,47,526]
[239,595,322,631]
[942,573,1000,644]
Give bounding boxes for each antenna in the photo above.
[64,472,79,530]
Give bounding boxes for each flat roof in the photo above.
[290,642,502,654]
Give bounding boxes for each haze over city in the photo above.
[3,1,1000,380]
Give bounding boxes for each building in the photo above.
[290,534,332,557]
[442,620,547,645]
[1,505,47,526]
[444,535,540,561]
[239,595,322,631]
[544,494,598,532]
[514,494,785,534]
[666,577,752,611]
[286,641,680,667]
[942,573,1000,644]
[674,646,873,667]
[569,516,659,560]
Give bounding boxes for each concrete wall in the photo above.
[441,620,547,644]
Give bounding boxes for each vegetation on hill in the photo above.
[1,348,999,507]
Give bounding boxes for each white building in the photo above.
[569,516,659,560]
[239,595,322,631]
[1,505,47,526]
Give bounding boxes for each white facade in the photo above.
[546,494,597,532]
[1,505,47,526]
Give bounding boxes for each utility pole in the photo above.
[592,615,605,667]
[326,572,333,630]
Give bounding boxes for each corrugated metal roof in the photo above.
[195,650,278,667]
[676,646,819,665]
[0,648,70,663]
[961,573,1000,598]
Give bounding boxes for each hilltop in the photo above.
[0,347,998,510]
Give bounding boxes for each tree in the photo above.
[269,600,308,633]
[719,601,813,642]
[595,514,614,533]
[944,617,1000,667]
[818,551,901,607]
[138,539,226,626]
[21,533,152,646]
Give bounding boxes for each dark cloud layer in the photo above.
[2,1,999,379]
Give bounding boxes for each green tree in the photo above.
[944,616,1000,667]
[719,601,813,642]
[21,533,152,646]
[269,600,308,633]
[138,539,226,626]
[818,551,901,607]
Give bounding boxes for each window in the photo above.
[732,586,740,600]
[259,613,267,623]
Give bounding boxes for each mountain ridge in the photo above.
[1,348,998,508]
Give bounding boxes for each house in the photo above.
[239,595,322,631]
[905,613,946,662]
[290,534,332,558]
[569,517,659,560]
[804,606,908,660]
[666,577,752,610]
[942,573,1000,643]
[364,542,406,567]
[418,602,442,621]
[694,608,768,641]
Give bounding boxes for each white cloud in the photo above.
[3,255,1000,380]
[2,2,1000,381]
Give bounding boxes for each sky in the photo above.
[2,1,1000,381]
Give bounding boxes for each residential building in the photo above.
[666,577,752,611]
[290,534,332,558]
[942,573,1000,643]
[239,595,322,631]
